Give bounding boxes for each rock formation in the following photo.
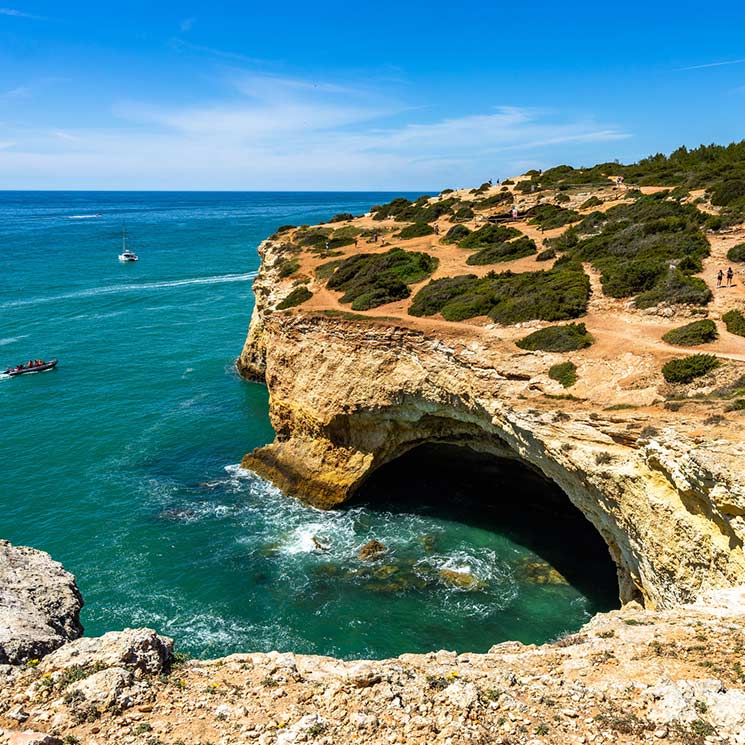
[0,541,83,665]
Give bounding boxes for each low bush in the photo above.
[458,224,520,250]
[371,196,458,223]
[555,193,571,204]
[516,323,593,352]
[328,248,438,311]
[440,188,454,195]
[723,309,745,336]
[502,179,515,185]
[315,259,343,279]
[662,354,720,384]
[329,212,354,223]
[581,196,603,209]
[277,258,300,278]
[710,179,745,206]
[442,224,471,243]
[727,243,745,262]
[549,361,578,387]
[465,236,536,265]
[452,205,475,221]
[537,247,556,261]
[527,204,580,230]
[634,270,712,308]
[661,319,718,346]
[473,192,513,209]
[398,222,435,239]
[277,286,313,310]
[409,260,590,324]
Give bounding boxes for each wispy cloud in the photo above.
[169,39,264,65]
[676,58,745,71]
[0,85,31,99]
[0,71,630,189]
[0,141,16,150]
[0,7,45,20]
[179,17,195,32]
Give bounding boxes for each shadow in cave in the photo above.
[349,443,620,613]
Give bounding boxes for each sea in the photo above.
[0,191,618,660]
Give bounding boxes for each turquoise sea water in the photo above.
[0,192,618,660]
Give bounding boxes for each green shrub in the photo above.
[458,224,520,249]
[440,188,454,195]
[452,205,475,221]
[661,319,718,346]
[581,196,603,209]
[276,224,295,233]
[442,224,471,243]
[727,243,745,262]
[527,204,580,230]
[710,179,745,206]
[537,248,556,261]
[329,212,354,223]
[727,398,745,411]
[315,259,344,279]
[473,192,513,209]
[465,236,536,265]
[549,361,578,387]
[634,270,712,308]
[723,309,745,336]
[502,179,515,185]
[277,258,300,278]
[398,222,435,239]
[662,354,720,384]
[409,261,590,324]
[371,196,457,223]
[328,248,438,311]
[516,323,593,352]
[555,193,570,204]
[277,286,312,310]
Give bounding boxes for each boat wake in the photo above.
[0,335,29,346]
[1,272,258,309]
[67,214,101,219]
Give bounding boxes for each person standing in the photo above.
[717,269,724,288]
[727,267,734,287]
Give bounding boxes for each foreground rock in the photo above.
[2,595,745,745]
[0,541,83,665]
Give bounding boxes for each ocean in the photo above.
[0,191,617,660]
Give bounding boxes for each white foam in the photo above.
[67,214,101,219]
[1,272,257,310]
[0,335,28,346]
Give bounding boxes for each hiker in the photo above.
[717,269,724,288]
[511,207,519,220]
[727,267,734,287]
[354,237,359,248]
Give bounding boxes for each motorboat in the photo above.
[3,359,58,377]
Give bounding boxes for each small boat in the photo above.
[118,227,138,262]
[3,360,58,377]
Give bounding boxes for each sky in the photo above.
[1,1,745,190]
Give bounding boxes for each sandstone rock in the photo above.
[347,664,381,688]
[0,730,62,745]
[40,628,173,676]
[68,667,134,709]
[0,541,83,665]
[438,568,483,591]
[276,713,326,745]
[443,681,479,709]
[358,540,387,561]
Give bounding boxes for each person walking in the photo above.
[717,269,724,288]
[727,267,734,287]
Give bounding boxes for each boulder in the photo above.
[40,628,173,676]
[0,541,83,665]
[0,730,62,745]
[358,540,387,561]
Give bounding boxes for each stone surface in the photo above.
[0,541,83,665]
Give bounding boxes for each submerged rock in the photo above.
[438,569,485,591]
[358,540,387,561]
[0,540,83,665]
[523,560,570,585]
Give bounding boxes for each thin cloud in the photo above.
[0,85,31,99]
[0,7,46,19]
[169,39,264,65]
[676,58,745,71]
[180,17,195,32]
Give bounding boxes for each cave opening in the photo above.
[349,442,621,629]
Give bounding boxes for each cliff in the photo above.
[238,181,745,610]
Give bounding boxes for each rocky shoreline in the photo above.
[2,540,745,744]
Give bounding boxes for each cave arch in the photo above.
[349,442,622,609]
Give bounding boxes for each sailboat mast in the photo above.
[122,227,126,252]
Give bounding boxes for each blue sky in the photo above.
[1,1,745,190]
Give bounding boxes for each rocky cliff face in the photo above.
[0,541,83,665]
[238,233,745,610]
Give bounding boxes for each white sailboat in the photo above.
[118,227,139,262]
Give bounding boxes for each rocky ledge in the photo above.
[2,540,745,745]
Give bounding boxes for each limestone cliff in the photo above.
[237,184,745,610]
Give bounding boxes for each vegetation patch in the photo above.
[662,354,720,384]
[466,236,537,265]
[458,224,520,250]
[277,286,313,310]
[723,309,745,336]
[442,224,471,244]
[277,258,300,278]
[662,319,718,346]
[727,243,745,262]
[409,258,590,324]
[371,195,458,223]
[327,248,438,311]
[516,323,593,352]
[581,196,603,209]
[549,361,578,387]
[527,204,580,230]
[328,212,354,223]
[398,222,435,240]
[536,247,556,262]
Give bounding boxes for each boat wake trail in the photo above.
[0,335,29,346]
[1,272,257,309]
